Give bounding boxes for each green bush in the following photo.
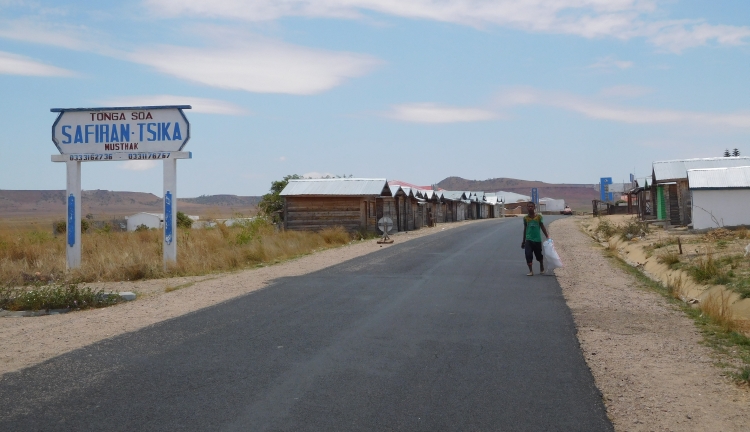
[0,284,121,311]
[689,254,720,283]
[53,220,66,234]
[234,217,273,245]
[176,211,193,229]
[657,251,681,269]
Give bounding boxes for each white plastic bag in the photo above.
[543,238,563,269]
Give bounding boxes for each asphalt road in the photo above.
[0,217,612,431]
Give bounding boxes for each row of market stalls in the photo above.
[279,178,508,233]
[628,156,750,229]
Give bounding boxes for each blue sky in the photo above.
[1,0,749,196]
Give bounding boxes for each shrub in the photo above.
[176,211,193,229]
[595,219,618,238]
[619,218,650,240]
[689,254,720,283]
[53,220,66,235]
[657,251,681,269]
[0,284,120,311]
[234,217,273,245]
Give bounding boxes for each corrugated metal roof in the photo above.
[441,191,466,201]
[687,166,750,189]
[653,157,750,182]
[280,178,391,196]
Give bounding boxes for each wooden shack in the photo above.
[281,178,393,232]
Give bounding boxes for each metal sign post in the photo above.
[50,105,191,270]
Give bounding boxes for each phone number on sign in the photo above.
[68,154,113,161]
[128,152,172,160]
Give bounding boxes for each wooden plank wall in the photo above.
[286,196,363,231]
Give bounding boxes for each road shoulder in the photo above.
[551,216,750,431]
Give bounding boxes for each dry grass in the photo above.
[700,290,743,333]
[666,274,684,299]
[0,220,355,286]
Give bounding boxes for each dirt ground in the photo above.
[2,216,749,430]
[553,216,750,431]
[580,215,750,324]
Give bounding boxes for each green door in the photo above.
[656,185,666,220]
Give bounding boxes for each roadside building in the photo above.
[652,156,750,226]
[280,178,393,233]
[441,191,468,221]
[687,166,750,230]
[126,212,163,231]
[539,197,565,213]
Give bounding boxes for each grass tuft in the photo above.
[657,251,681,269]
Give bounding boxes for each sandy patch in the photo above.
[0,220,479,378]
[552,216,750,431]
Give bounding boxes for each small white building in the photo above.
[126,213,163,231]
[688,166,750,229]
[540,197,566,212]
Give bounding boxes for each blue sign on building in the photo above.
[531,188,539,205]
[600,177,613,202]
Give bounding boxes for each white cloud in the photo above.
[129,41,381,95]
[0,50,76,76]
[119,160,159,171]
[0,18,106,53]
[144,0,750,52]
[279,156,286,162]
[100,95,249,115]
[598,85,653,98]
[496,87,750,128]
[387,103,497,123]
[588,56,633,71]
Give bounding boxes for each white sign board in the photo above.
[52,106,190,156]
[50,105,192,270]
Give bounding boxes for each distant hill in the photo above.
[181,195,260,207]
[0,190,260,219]
[436,177,599,210]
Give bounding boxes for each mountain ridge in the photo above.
[0,190,260,219]
[436,177,599,210]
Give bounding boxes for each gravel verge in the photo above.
[552,216,750,431]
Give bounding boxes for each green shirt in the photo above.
[524,214,544,242]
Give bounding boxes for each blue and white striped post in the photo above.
[66,161,82,269]
[163,158,177,269]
